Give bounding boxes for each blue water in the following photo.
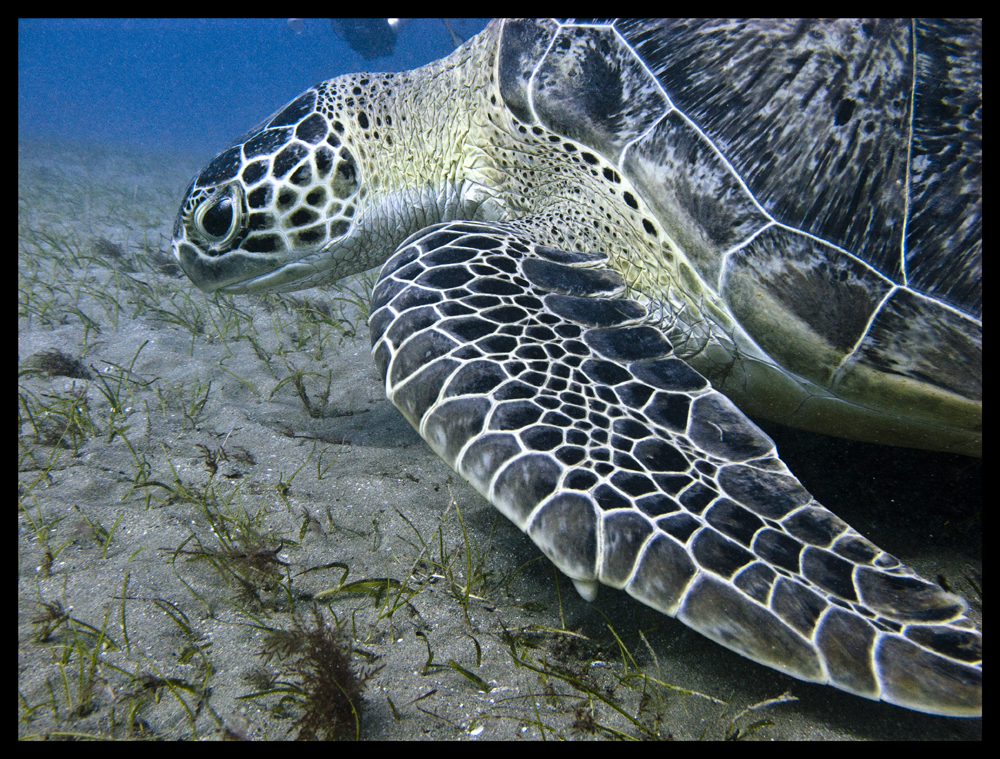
[18,18,490,156]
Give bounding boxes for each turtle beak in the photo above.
[173,240,282,293]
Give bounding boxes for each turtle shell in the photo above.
[496,19,982,455]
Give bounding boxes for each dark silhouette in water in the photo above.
[329,18,465,60]
[329,19,402,60]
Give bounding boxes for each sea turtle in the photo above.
[171,19,982,716]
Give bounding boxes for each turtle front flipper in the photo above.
[369,221,982,717]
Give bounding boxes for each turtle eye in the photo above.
[202,196,233,238]
[194,185,244,245]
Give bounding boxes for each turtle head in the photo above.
[172,85,367,294]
